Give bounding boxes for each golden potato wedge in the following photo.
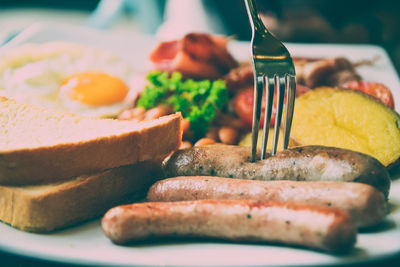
[291,87,400,168]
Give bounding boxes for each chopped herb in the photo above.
[136,71,228,139]
[247,214,252,219]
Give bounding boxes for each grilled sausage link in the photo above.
[163,145,390,198]
[147,176,387,228]
[102,200,356,253]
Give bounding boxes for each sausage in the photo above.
[163,144,391,198]
[147,176,387,228]
[101,199,356,253]
[301,57,361,88]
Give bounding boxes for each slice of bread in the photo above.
[0,97,182,185]
[0,160,162,232]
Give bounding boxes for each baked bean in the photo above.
[181,118,194,140]
[216,113,248,129]
[194,138,216,146]
[181,118,191,135]
[118,107,146,120]
[205,126,219,140]
[118,110,133,120]
[144,105,173,120]
[218,126,239,145]
[179,141,192,149]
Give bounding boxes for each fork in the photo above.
[244,0,296,162]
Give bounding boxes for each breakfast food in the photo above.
[1,32,397,258]
[291,87,400,168]
[0,161,162,232]
[129,34,399,155]
[0,97,181,185]
[102,199,357,253]
[149,33,237,79]
[295,57,361,88]
[231,80,311,129]
[0,42,136,118]
[147,176,387,228]
[128,71,228,140]
[238,128,297,150]
[341,80,395,108]
[163,144,391,198]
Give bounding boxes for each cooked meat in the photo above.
[102,199,356,252]
[301,57,361,88]
[163,144,391,198]
[223,61,254,94]
[147,176,387,228]
[224,57,361,91]
[149,33,238,80]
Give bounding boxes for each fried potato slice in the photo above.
[291,87,400,168]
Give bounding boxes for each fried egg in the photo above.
[0,42,136,117]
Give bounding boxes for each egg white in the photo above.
[0,42,136,118]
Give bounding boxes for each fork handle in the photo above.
[244,0,269,35]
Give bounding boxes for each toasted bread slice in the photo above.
[0,161,162,232]
[0,97,182,185]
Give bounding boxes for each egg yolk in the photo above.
[61,72,129,106]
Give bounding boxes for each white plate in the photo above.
[1,23,400,266]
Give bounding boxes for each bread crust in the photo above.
[0,113,182,185]
[0,161,163,232]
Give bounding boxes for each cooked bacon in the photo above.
[182,33,237,72]
[149,33,238,80]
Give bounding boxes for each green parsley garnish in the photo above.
[136,71,228,139]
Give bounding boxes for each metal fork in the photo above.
[244,0,296,162]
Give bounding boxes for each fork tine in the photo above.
[283,75,296,149]
[260,76,274,160]
[250,75,264,162]
[245,0,296,160]
[271,75,285,155]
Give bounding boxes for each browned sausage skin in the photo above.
[147,176,387,228]
[101,200,356,253]
[163,144,391,198]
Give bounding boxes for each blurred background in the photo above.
[0,0,399,70]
